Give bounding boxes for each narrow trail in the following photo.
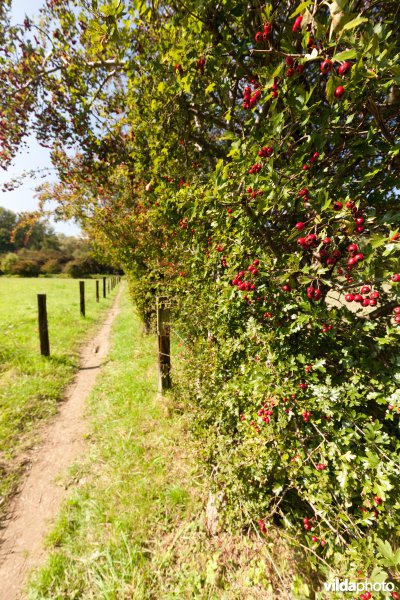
[0,283,124,600]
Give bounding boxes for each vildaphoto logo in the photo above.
[323,578,395,593]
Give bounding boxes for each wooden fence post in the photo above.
[37,294,50,356]
[157,297,171,393]
[103,277,106,298]
[80,281,85,317]
[96,280,100,302]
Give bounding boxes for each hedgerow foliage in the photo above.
[2,0,400,589]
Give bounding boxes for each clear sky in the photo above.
[0,0,81,236]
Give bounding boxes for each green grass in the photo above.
[26,287,309,600]
[0,277,118,510]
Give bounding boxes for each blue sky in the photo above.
[0,0,81,236]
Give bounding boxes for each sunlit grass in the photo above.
[0,277,117,509]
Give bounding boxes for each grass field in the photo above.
[0,277,118,511]
[26,287,308,600]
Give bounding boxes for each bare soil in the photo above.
[0,284,124,600]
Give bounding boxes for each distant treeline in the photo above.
[0,207,118,277]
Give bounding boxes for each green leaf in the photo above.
[289,1,313,18]
[341,16,368,31]
[332,49,357,62]
[205,82,216,94]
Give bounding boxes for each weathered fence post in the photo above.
[103,277,106,298]
[96,280,100,303]
[80,281,85,317]
[157,297,171,393]
[37,294,50,356]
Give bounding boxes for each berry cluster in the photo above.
[306,285,321,301]
[269,77,279,99]
[285,56,305,77]
[254,22,272,43]
[258,146,273,158]
[242,81,261,109]
[231,260,259,292]
[320,58,351,98]
[249,163,262,174]
[345,286,379,308]
[315,463,326,471]
[346,243,364,268]
[247,186,263,199]
[302,151,319,171]
[346,200,366,233]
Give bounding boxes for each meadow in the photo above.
[0,277,117,511]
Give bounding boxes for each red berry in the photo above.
[313,289,321,300]
[333,201,343,210]
[356,217,365,225]
[354,294,363,303]
[338,61,351,75]
[311,535,318,542]
[295,222,305,231]
[285,56,294,67]
[347,243,358,253]
[255,31,263,43]
[356,225,365,233]
[334,85,345,98]
[360,286,370,294]
[355,253,364,262]
[282,284,291,292]
[320,59,333,74]
[292,15,303,32]
[296,64,305,74]
[345,294,354,302]
[392,274,400,282]
[305,234,317,246]
[297,237,307,247]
